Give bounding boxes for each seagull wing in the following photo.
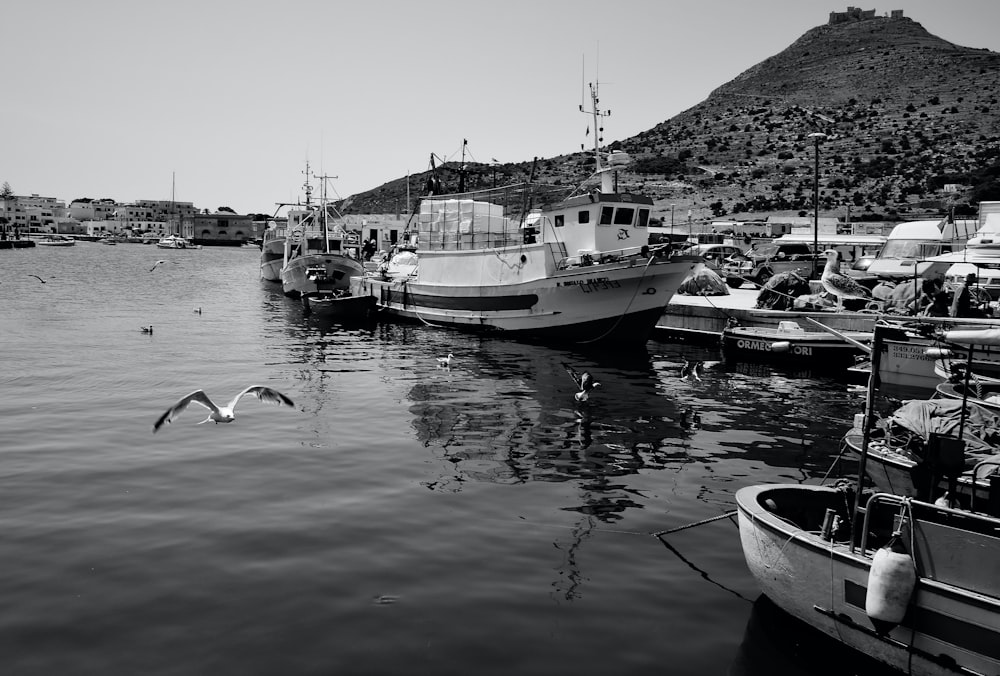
[562,363,583,389]
[580,372,596,391]
[153,390,218,432]
[228,386,295,412]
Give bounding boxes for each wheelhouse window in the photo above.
[554,214,564,227]
[613,207,635,226]
[599,206,614,226]
[578,210,590,224]
[637,209,649,227]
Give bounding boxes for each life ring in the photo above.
[290,230,303,243]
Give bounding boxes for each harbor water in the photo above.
[1,243,895,675]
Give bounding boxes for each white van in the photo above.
[866,218,979,281]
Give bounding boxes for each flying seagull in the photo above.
[680,359,704,382]
[821,249,871,311]
[153,386,294,433]
[563,363,600,402]
[436,353,454,367]
[149,260,174,272]
[28,274,46,283]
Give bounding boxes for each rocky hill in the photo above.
[342,12,1000,226]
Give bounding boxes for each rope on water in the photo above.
[652,510,738,538]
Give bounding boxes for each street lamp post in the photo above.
[670,203,676,249]
[808,132,827,278]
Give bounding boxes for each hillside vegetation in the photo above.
[342,15,1000,226]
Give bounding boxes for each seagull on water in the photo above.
[436,353,454,367]
[140,325,153,334]
[563,363,600,402]
[680,359,704,382]
[194,307,202,314]
[821,249,871,311]
[153,386,295,433]
[28,274,46,284]
[680,406,701,430]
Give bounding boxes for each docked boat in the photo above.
[722,319,871,369]
[737,482,1000,676]
[935,378,1000,411]
[840,399,1000,508]
[738,319,1000,675]
[156,235,200,250]
[37,234,75,246]
[357,83,699,346]
[259,219,286,282]
[301,291,375,319]
[279,166,364,299]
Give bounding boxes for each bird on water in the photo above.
[563,363,600,402]
[153,386,295,432]
[436,353,454,367]
[140,325,153,334]
[680,359,704,382]
[820,249,871,311]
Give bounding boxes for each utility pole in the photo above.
[808,132,827,278]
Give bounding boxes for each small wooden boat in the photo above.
[722,319,871,369]
[301,292,375,319]
[737,320,1000,675]
[935,379,1000,412]
[737,483,1000,676]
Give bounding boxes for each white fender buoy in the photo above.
[865,533,916,634]
[924,347,952,358]
[770,341,791,353]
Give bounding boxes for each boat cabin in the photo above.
[416,187,652,264]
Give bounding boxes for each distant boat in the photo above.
[37,234,76,247]
[156,235,201,250]
[357,83,698,346]
[278,164,364,299]
[259,219,285,282]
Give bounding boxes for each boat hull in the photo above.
[722,325,870,369]
[359,254,697,346]
[281,254,364,299]
[260,237,284,282]
[737,483,1000,676]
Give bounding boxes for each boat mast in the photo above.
[580,81,612,193]
[315,172,337,254]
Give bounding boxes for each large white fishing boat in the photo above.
[279,166,364,299]
[357,83,699,346]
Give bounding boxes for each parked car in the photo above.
[721,242,821,288]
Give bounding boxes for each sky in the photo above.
[3,0,999,215]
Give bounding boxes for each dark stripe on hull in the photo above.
[844,579,1000,661]
[379,287,538,311]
